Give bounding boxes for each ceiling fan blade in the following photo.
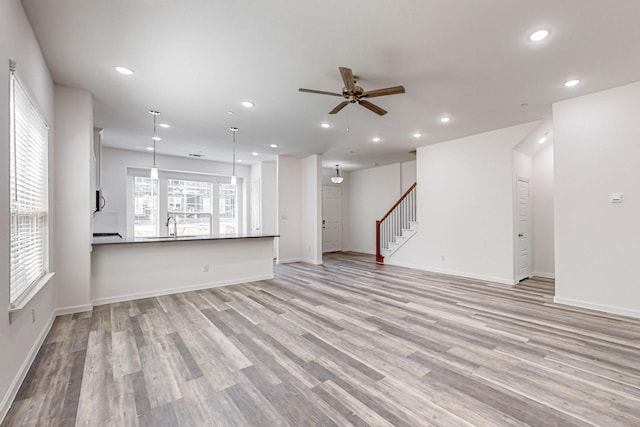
[362,85,406,98]
[339,67,356,93]
[299,88,344,97]
[329,101,349,114]
[358,99,387,116]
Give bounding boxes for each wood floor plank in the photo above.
[5,252,640,426]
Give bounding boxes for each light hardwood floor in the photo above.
[4,252,640,426]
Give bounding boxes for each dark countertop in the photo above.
[92,233,279,246]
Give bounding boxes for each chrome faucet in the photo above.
[166,216,178,239]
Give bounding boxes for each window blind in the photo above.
[9,68,49,307]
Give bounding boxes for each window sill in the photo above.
[9,272,55,313]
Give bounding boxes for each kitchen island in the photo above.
[91,234,277,305]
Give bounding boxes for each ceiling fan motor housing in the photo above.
[343,85,365,102]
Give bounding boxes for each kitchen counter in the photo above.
[92,233,278,245]
[91,233,277,304]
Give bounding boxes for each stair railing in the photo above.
[376,183,416,263]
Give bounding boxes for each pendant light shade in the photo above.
[230,127,238,185]
[331,165,344,184]
[150,110,160,179]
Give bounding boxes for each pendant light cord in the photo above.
[232,129,236,177]
[152,113,157,167]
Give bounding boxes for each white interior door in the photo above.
[322,185,343,253]
[250,179,261,233]
[516,177,532,281]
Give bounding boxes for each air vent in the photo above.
[189,153,204,158]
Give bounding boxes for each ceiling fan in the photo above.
[299,66,405,116]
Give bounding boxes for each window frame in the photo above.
[126,168,242,238]
[8,63,53,310]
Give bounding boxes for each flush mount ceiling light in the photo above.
[230,127,239,185]
[159,123,171,128]
[529,29,550,42]
[331,165,344,184]
[564,79,581,87]
[149,110,161,179]
[270,144,278,148]
[115,66,134,75]
[241,101,254,108]
[440,116,452,123]
[321,123,332,128]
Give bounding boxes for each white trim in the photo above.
[553,297,640,319]
[533,271,555,279]
[9,273,55,313]
[55,304,94,316]
[0,312,56,423]
[385,260,517,285]
[301,258,323,266]
[92,274,274,306]
[276,258,302,264]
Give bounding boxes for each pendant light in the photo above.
[331,164,344,184]
[230,127,238,185]
[149,110,160,179]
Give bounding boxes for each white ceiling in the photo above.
[21,0,640,171]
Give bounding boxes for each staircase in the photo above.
[376,183,417,263]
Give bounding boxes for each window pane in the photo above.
[219,183,237,234]
[167,179,212,236]
[133,177,159,237]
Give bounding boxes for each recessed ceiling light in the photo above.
[321,123,331,129]
[413,132,422,138]
[529,29,550,42]
[237,159,243,162]
[564,79,580,88]
[538,136,547,144]
[251,152,259,156]
[241,101,254,108]
[372,137,381,142]
[159,123,171,128]
[440,116,451,123]
[146,146,154,151]
[152,136,162,141]
[270,144,278,148]
[115,66,134,75]
[227,111,235,115]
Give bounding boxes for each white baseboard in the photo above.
[92,274,275,306]
[533,271,555,279]
[55,303,94,316]
[553,296,640,319]
[385,260,516,285]
[0,312,56,424]
[301,258,323,266]
[276,258,302,264]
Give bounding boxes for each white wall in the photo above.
[389,122,539,284]
[300,155,322,264]
[100,147,250,238]
[0,0,56,419]
[261,162,277,234]
[347,164,402,254]
[554,81,640,318]
[401,160,417,192]
[532,143,555,277]
[54,85,93,312]
[277,156,302,262]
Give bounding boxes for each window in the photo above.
[9,67,50,307]
[167,179,212,235]
[129,170,239,237]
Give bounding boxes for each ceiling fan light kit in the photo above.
[299,66,406,116]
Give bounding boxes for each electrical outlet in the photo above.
[32,308,36,323]
[203,264,210,272]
